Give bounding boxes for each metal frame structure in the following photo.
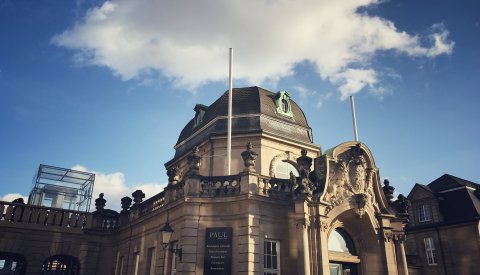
[28,164,95,212]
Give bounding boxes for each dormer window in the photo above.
[418,204,432,222]
[193,104,208,128]
[274,91,293,119]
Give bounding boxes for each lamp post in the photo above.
[159,223,182,261]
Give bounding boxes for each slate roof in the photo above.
[170,86,315,162]
[176,86,310,145]
[427,174,478,193]
[438,188,480,223]
[408,174,480,231]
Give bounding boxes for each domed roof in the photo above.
[172,86,314,159]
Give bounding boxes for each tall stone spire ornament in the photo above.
[187,146,201,176]
[241,142,258,172]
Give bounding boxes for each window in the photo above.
[264,240,280,275]
[115,255,124,275]
[146,247,156,275]
[328,229,355,254]
[41,255,79,275]
[418,204,432,222]
[424,237,437,265]
[133,252,140,275]
[170,243,178,275]
[0,252,26,275]
[281,99,289,113]
[274,91,293,118]
[274,161,299,179]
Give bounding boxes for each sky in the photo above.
[1,0,479,210]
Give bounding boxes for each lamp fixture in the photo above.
[159,222,182,261]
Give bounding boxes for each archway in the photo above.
[0,252,26,275]
[41,255,80,275]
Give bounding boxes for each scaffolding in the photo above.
[28,164,95,212]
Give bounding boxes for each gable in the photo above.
[408,184,435,201]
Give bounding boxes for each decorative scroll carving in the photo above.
[382,231,406,243]
[320,219,331,232]
[296,218,309,229]
[324,145,379,216]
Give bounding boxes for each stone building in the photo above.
[405,174,480,275]
[0,86,409,275]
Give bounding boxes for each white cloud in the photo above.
[1,193,28,202]
[52,0,454,98]
[72,165,166,211]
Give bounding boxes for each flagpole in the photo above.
[227,48,233,175]
[350,95,359,142]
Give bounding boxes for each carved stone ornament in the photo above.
[121,196,132,213]
[241,142,258,172]
[383,231,406,243]
[297,149,312,178]
[320,219,331,232]
[187,146,201,175]
[167,165,182,184]
[382,179,395,203]
[132,190,145,204]
[393,194,410,215]
[324,146,379,216]
[95,193,106,210]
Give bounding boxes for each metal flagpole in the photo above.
[350,95,359,142]
[227,48,233,175]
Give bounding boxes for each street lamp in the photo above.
[159,223,182,261]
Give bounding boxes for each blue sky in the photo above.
[1,0,479,209]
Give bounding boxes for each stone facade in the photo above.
[0,87,409,275]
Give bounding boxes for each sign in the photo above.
[204,227,233,275]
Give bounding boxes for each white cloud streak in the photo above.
[52,0,454,98]
[71,165,166,211]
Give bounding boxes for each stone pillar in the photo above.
[238,207,262,274]
[177,203,201,275]
[240,171,259,195]
[395,237,409,275]
[316,217,331,275]
[184,175,201,196]
[381,230,399,275]
[295,199,311,275]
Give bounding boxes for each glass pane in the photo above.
[328,229,353,253]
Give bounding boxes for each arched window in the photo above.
[0,252,26,275]
[274,161,299,179]
[328,229,358,275]
[281,98,289,113]
[328,228,355,254]
[41,255,80,275]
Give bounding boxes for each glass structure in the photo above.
[28,164,95,212]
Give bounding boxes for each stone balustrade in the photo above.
[139,191,166,214]
[0,201,92,230]
[200,175,241,196]
[257,176,294,199]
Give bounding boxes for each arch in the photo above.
[328,209,386,275]
[269,152,299,178]
[0,252,26,275]
[41,255,80,275]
